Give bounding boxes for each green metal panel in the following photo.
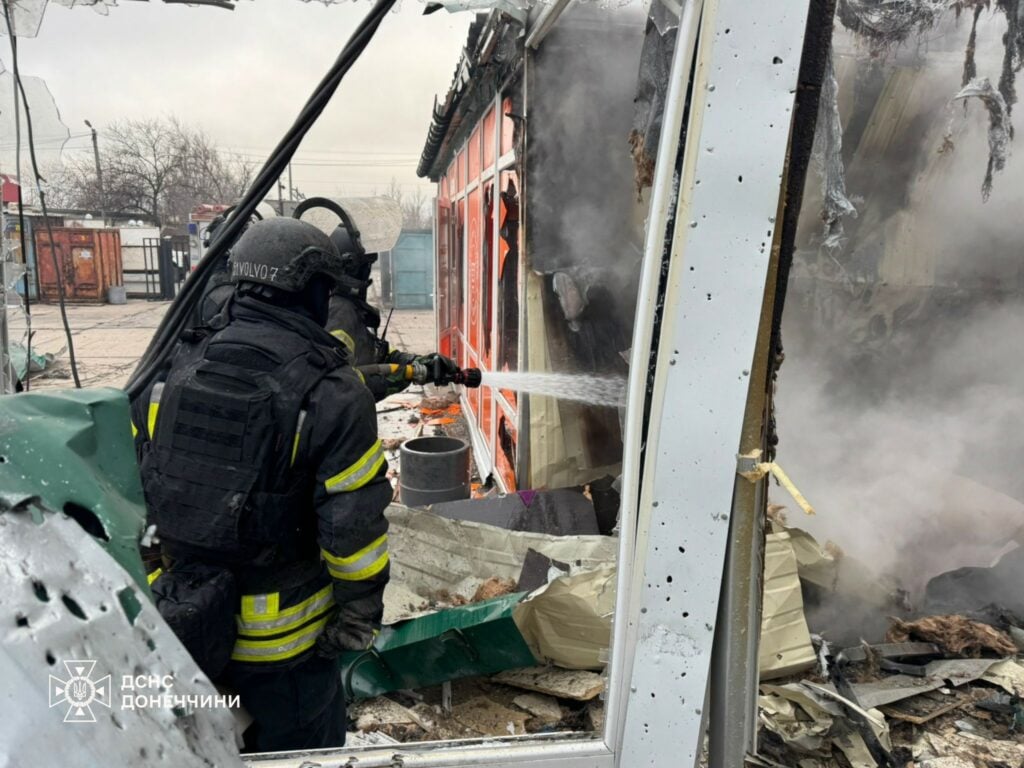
[0,388,149,593]
[340,592,538,699]
[391,231,435,310]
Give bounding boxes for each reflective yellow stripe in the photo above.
[290,410,307,468]
[322,534,389,582]
[146,567,162,585]
[327,551,389,581]
[230,615,330,663]
[330,328,356,355]
[131,421,139,438]
[240,592,280,620]
[324,440,386,494]
[236,586,334,638]
[147,382,164,439]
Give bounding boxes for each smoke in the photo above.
[775,9,1024,608]
[524,0,649,373]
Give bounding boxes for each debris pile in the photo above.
[758,519,1024,768]
[342,494,616,742]
[348,670,606,743]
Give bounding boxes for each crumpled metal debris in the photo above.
[836,0,946,56]
[952,78,1011,201]
[812,50,857,253]
[760,681,892,768]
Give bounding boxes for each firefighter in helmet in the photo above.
[133,217,391,752]
[298,198,455,401]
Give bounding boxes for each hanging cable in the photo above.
[125,0,396,399]
[3,0,81,388]
[12,23,28,391]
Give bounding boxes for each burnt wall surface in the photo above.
[525,1,648,377]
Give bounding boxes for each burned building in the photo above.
[417,6,649,491]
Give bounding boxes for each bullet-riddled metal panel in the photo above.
[617,0,812,765]
[0,502,243,767]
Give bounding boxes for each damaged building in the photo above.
[417,5,649,492]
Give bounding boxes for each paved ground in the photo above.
[19,291,436,391]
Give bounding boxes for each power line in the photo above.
[219,143,420,157]
[234,158,416,168]
[0,132,91,151]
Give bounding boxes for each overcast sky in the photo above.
[15,1,472,199]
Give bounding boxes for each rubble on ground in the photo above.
[348,676,601,742]
[758,518,1024,768]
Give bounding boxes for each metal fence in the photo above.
[126,236,190,300]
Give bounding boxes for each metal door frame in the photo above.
[127,236,189,300]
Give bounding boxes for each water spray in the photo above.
[356,363,626,408]
[479,371,627,408]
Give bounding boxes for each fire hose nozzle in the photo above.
[451,367,482,388]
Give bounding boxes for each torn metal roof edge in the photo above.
[416,10,522,180]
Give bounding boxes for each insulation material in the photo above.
[512,565,615,671]
[952,78,1011,201]
[759,533,817,680]
[887,614,1018,657]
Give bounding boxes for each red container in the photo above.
[34,227,123,304]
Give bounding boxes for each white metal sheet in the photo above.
[616,0,812,765]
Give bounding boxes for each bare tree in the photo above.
[380,177,433,229]
[49,116,253,231]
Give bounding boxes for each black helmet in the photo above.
[230,218,346,293]
[329,226,378,275]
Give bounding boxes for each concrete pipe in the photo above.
[399,436,471,507]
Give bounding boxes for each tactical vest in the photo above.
[140,322,344,568]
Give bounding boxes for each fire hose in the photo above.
[356,362,482,388]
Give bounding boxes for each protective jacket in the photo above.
[133,294,392,668]
[327,293,416,401]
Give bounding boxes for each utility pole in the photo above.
[277,176,286,216]
[84,120,106,226]
[288,162,294,203]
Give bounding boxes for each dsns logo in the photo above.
[48,660,111,723]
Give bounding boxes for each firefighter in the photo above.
[132,217,392,752]
[325,226,456,401]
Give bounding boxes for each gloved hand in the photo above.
[383,366,413,397]
[316,613,378,658]
[414,353,458,385]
